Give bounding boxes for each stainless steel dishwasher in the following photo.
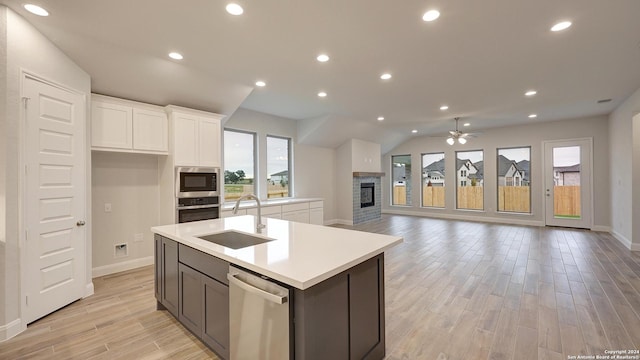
[227,265,291,360]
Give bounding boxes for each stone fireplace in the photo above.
[353,172,384,224]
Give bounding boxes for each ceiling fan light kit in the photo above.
[445,117,473,145]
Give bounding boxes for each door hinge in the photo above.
[25,295,28,306]
[22,97,30,108]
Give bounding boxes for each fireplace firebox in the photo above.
[360,182,375,208]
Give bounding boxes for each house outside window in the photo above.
[224,129,256,201]
[497,147,531,213]
[456,150,483,210]
[422,152,445,208]
[392,155,412,206]
[267,135,291,198]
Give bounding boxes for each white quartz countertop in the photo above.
[151,216,402,290]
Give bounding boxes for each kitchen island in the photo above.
[151,215,402,360]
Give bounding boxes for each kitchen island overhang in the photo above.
[152,215,402,360]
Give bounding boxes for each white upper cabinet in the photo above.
[168,106,223,167]
[91,94,168,154]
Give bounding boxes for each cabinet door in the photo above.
[173,113,200,166]
[282,210,310,223]
[154,235,162,301]
[133,108,168,152]
[161,238,179,316]
[198,117,221,167]
[202,276,230,360]
[91,101,132,149]
[349,256,385,360]
[309,208,324,225]
[178,263,203,335]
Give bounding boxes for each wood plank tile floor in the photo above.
[2,214,640,359]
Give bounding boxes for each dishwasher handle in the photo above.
[227,273,288,305]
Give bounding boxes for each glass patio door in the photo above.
[543,139,592,229]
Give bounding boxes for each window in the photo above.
[266,135,291,198]
[498,147,531,213]
[456,150,483,210]
[392,155,412,206]
[223,129,256,201]
[422,152,445,208]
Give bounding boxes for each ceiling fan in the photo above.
[446,117,476,145]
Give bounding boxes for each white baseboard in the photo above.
[323,219,341,226]
[382,208,544,227]
[0,318,23,342]
[591,225,611,232]
[92,256,154,278]
[611,230,638,251]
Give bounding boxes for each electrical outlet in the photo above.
[134,233,144,242]
[104,203,112,212]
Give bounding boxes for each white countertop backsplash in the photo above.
[151,215,402,289]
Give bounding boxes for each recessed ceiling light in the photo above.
[24,4,49,16]
[551,21,572,32]
[440,105,449,111]
[377,116,384,121]
[226,3,244,15]
[255,80,266,87]
[168,52,183,60]
[380,73,392,80]
[422,10,440,22]
[317,54,330,62]
[463,123,470,127]
[525,90,537,97]
[528,114,538,118]
[411,129,418,133]
[318,91,327,98]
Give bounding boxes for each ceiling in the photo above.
[3,0,640,152]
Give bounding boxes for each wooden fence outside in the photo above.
[393,185,407,205]
[498,186,530,213]
[554,185,580,216]
[422,186,445,207]
[457,186,483,210]
[224,184,289,200]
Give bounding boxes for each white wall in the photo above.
[336,140,354,223]
[383,115,610,229]
[351,139,381,172]
[1,6,91,340]
[609,86,640,248]
[91,152,159,276]
[0,5,7,335]
[225,108,336,221]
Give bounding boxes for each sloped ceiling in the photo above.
[3,0,640,153]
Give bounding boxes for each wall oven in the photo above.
[176,197,219,223]
[175,167,220,198]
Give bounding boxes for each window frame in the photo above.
[496,146,531,214]
[455,149,484,211]
[421,152,446,208]
[223,128,258,202]
[266,134,292,199]
[391,154,412,206]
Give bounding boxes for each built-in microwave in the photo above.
[175,167,220,198]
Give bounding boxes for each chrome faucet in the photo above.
[233,194,266,232]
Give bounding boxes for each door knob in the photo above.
[76,220,86,226]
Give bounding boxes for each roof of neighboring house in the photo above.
[473,160,484,179]
[497,155,525,177]
[270,170,289,177]
[423,158,445,173]
[517,160,530,181]
[554,164,580,173]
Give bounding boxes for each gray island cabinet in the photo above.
[152,215,402,360]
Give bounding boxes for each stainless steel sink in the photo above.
[197,231,274,249]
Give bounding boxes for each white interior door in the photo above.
[23,76,86,324]
[543,138,592,229]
